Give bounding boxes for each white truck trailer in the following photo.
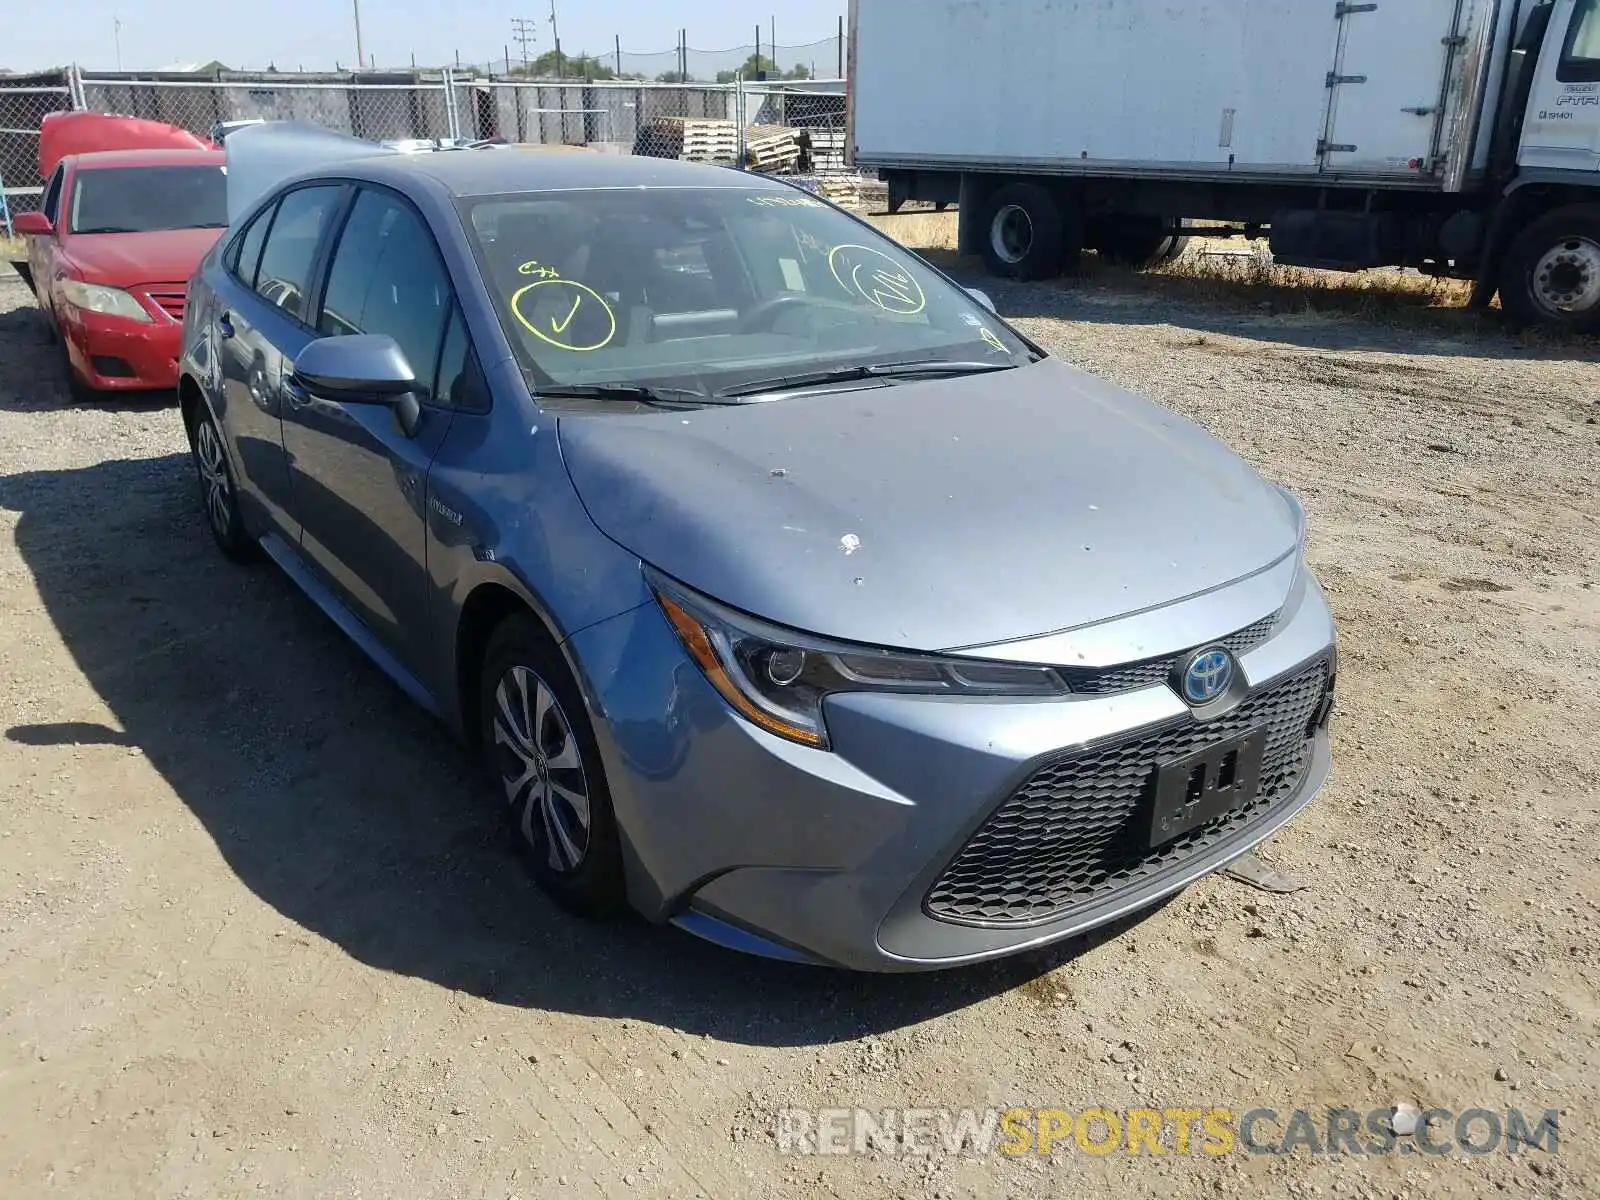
[848,0,1600,329]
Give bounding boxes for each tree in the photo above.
[715,54,811,83]
[655,69,694,83]
[509,50,619,80]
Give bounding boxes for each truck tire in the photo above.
[1498,204,1600,332]
[980,183,1076,280]
[1091,216,1172,268]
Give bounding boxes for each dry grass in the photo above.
[1149,238,1475,320]
[1,235,24,263]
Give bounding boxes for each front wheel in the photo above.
[1498,204,1600,333]
[478,615,626,917]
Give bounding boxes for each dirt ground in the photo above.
[1,254,1596,1200]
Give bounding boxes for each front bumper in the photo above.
[569,568,1337,973]
[59,306,183,392]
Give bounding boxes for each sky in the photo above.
[6,0,847,74]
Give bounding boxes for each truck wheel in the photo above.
[1092,217,1172,268]
[1498,205,1600,332]
[980,183,1075,280]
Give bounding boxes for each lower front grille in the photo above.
[924,659,1330,927]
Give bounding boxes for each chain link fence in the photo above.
[3,65,872,233]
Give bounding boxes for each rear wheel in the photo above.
[979,182,1078,280]
[1090,216,1189,268]
[1498,204,1600,332]
[478,614,626,917]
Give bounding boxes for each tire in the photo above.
[189,407,253,561]
[979,182,1078,280]
[478,614,626,917]
[1091,216,1171,268]
[1497,204,1600,333]
[58,338,97,404]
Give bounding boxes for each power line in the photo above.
[510,16,538,69]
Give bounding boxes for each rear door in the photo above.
[211,183,347,541]
[279,185,465,666]
[1321,0,1472,174]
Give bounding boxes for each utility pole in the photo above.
[548,0,563,79]
[113,16,123,71]
[510,16,537,70]
[615,34,621,78]
[351,0,365,75]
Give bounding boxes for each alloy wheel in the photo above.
[194,419,233,538]
[493,664,592,873]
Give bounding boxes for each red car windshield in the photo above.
[69,165,228,235]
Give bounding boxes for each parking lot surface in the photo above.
[1,263,1595,1198]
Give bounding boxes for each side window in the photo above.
[41,167,64,223]
[434,305,488,412]
[252,185,342,323]
[226,202,275,288]
[1559,0,1600,82]
[317,189,453,405]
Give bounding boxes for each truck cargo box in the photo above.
[851,0,1517,188]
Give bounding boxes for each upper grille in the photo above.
[143,288,187,322]
[925,659,1329,927]
[1061,612,1279,696]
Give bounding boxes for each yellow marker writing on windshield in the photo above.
[827,244,927,316]
[510,278,617,352]
[979,327,1008,353]
[518,260,561,279]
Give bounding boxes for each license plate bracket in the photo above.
[1149,726,1268,847]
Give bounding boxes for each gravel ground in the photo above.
[1,261,1596,1199]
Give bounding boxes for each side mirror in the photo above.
[291,334,422,436]
[965,287,997,314]
[13,211,53,237]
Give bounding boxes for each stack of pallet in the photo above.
[809,173,890,212]
[743,125,802,172]
[635,117,741,164]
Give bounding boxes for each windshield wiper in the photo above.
[74,226,141,234]
[532,383,741,408]
[716,359,1016,399]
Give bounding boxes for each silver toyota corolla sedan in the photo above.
[177,124,1336,971]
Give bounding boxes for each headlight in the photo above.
[651,573,1068,749]
[58,279,153,323]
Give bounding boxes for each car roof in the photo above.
[344,150,796,199]
[70,148,227,169]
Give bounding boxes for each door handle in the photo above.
[217,312,235,339]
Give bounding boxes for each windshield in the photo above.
[69,165,228,234]
[459,186,1033,397]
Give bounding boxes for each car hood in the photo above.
[62,227,222,287]
[557,358,1300,653]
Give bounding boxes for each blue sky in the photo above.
[8,0,846,74]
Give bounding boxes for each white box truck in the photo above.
[848,0,1600,329]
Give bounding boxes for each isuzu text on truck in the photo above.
[848,0,1600,330]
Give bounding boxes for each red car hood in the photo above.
[61,227,222,287]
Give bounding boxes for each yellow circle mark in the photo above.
[827,243,927,315]
[510,278,617,352]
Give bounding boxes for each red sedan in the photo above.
[16,147,227,399]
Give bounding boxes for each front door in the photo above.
[279,186,459,665]
[1521,0,1600,173]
